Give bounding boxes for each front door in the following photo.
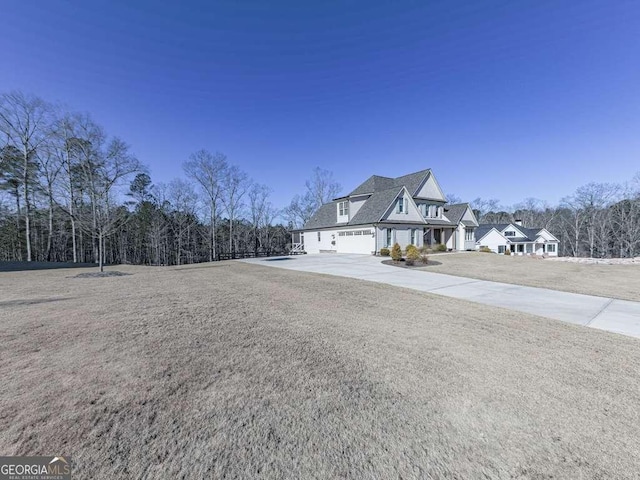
[434,229,442,244]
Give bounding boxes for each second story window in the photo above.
[504,231,516,237]
[338,201,348,217]
[397,197,405,213]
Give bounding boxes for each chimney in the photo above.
[514,219,522,226]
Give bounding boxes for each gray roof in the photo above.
[348,175,395,196]
[475,224,547,243]
[444,203,474,225]
[348,187,404,225]
[302,201,344,230]
[347,169,431,197]
[424,218,454,226]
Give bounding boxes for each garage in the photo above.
[336,228,376,254]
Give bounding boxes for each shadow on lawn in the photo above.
[0,261,97,272]
[0,297,75,307]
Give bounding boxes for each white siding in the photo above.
[476,229,510,253]
[377,225,422,252]
[304,227,375,254]
[304,229,337,254]
[414,173,446,201]
[382,193,424,223]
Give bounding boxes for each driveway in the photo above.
[241,253,640,339]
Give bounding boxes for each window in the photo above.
[504,231,516,237]
[498,245,506,253]
[425,205,437,218]
[397,197,404,213]
[386,228,393,247]
[317,232,321,242]
[465,228,474,241]
[338,201,348,217]
[410,229,417,245]
[547,244,556,253]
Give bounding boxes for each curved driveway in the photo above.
[241,253,640,339]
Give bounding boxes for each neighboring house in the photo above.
[291,169,479,254]
[475,222,559,256]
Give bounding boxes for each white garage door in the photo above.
[336,229,375,254]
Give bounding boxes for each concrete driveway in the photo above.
[241,253,640,339]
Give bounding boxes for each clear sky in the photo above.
[2,1,639,210]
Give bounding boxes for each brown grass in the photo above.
[1,262,640,478]
[421,252,640,301]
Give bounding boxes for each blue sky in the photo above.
[2,1,639,210]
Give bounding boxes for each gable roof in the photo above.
[444,203,473,225]
[349,187,406,225]
[476,223,558,243]
[347,169,431,197]
[302,201,342,230]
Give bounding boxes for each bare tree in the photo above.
[76,137,141,271]
[221,165,249,254]
[446,193,462,204]
[38,139,63,260]
[285,167,341,229]
[574,183,618,257]
[248,183,270,253]
[0,91,53,261]
[183,150,228,261]
[167,179,198,265]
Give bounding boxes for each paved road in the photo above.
[240,253,640,339]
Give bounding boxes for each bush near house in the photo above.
[391,243,403,262]
[405,244,418,255]
[504,248,511,256]
[420,245,432,254]
[406,246,420,266]
[379,248,390,257]
[479,246,492,253]
[420,252,429,264]
[436,243,447,252]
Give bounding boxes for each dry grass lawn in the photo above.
[423,252,640,302]
[1,262,640,479]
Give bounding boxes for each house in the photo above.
[291,169,479,255]
[475,222,559,256]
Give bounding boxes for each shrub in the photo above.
[420,252,429,264]
[391,243,403,262]
[379,247,390,257]
[504,248,511,256]
[479,246,492,253]
[419,245,432,254]
[436,243,447,252]
[405,247,420,266]
[405,244,418,255]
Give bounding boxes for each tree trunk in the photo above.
[99,231,104,272]
[47,190,54,261]
[23,147,31,261]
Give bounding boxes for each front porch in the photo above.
[423,227,456,250]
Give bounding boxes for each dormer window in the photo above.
[504,231,516,237]
[338,201,348,216]
[397,197,405,213]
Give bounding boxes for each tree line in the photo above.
[0,91,290,269]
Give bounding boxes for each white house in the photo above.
[291,169,479,255]
[475,222,559,256]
